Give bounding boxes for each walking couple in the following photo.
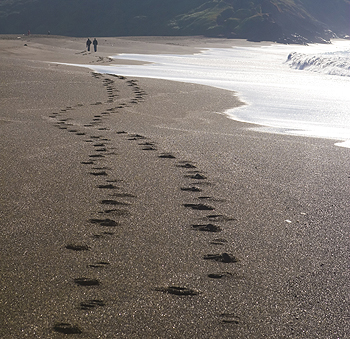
[86,38,98,52]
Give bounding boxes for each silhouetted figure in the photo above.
[93,38,98,52]
[86,38,92,52]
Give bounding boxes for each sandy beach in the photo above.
[0,35,349,338]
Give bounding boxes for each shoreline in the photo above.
[0,35,349,338]
[50,35,350,148]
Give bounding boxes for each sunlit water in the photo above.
[75,40,350,148]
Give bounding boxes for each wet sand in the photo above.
[0,35,349,338]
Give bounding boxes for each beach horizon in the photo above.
[0,35,349,338]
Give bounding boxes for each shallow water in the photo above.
[84,40,350,147]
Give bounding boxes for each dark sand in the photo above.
[0,35,349,338]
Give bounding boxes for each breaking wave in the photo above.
[286,50,350,77]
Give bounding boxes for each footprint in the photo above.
[181,186,202,192]
[90,171,108,176]
[207,272,233,279]
[128,134,146,140]
[203,253,238,263]
[89,218,118,226]
[88,261,110,268]
[99,209,130,216]
[159,153,176,159]
[80,299,105,310]
[53,323,82,334]
[102,231,114,235]
[65,244,90,251]
[210,238,228,245]
[191,224,222,232]
[183,203,214,211]
[155,286,200,296]
[97,184,118,189]
[220,313,240,324]
[186,173,207,180]
[142,146,157,151]
[74,278,100,286]
[92,234,103,239]
[176,163,197,169]
[89,154,105,158]
[91,231,114,238]
[100,200,130,206]
[138,141,153,145]
[92,166,112,170]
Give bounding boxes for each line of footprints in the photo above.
[50,73,240,335]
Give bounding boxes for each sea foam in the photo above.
[286,49,350,77]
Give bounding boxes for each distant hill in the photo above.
[0,0,349,43]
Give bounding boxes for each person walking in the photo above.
[86,38,92,52]
[93,38,98,52]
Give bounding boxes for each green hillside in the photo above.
[0,0,349,43]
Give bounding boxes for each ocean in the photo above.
[86,39,350,148]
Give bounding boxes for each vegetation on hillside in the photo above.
[0,0,349,43]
